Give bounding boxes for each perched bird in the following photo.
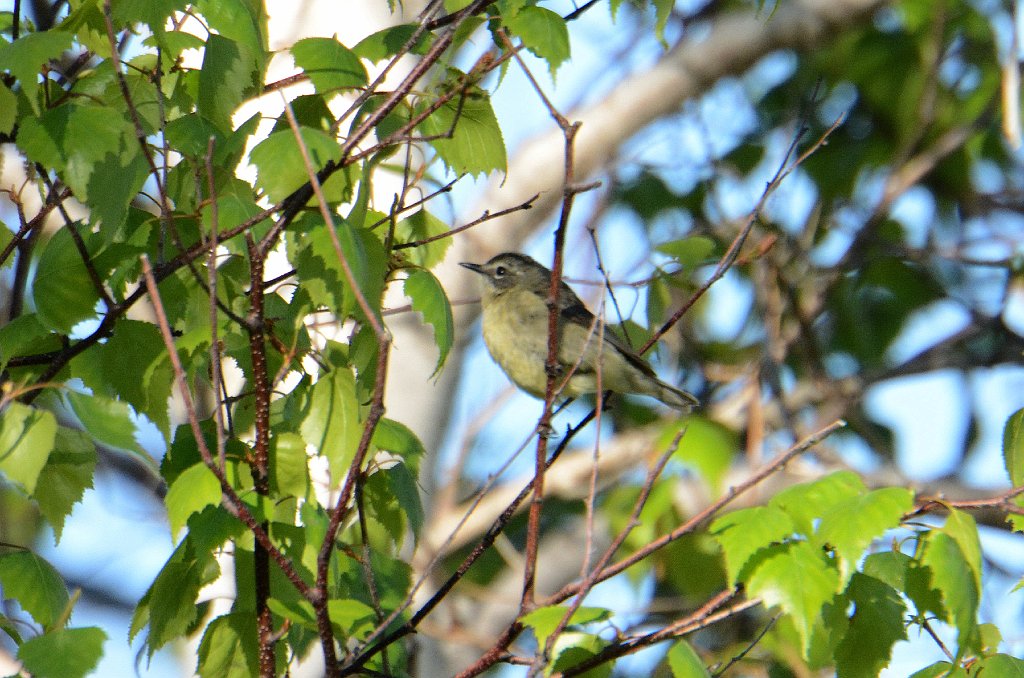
[461,253,698,411]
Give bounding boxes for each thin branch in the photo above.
[138,255,314,603]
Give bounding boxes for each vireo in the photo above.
[461,253,698,411]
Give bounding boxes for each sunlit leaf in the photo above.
[0,551,68,629]
[404,269,454,375]
[18,627,106,678]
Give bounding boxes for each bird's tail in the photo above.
[657,381,699,412]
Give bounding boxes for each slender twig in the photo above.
[204,138,228,471]
[340,410,598,676]
[138,255,313,602]
[393,194,540,251]
[546,419,846,606]
[541,429,685,665]
[641,114,845,356]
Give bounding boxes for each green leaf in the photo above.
[0,83,16,135]
[300,368,362,480]
[250,127,342,202]
[18,106,148,228]
[550,631,611,678]
[520,605,610,645]
[834,573,907,678]
[291,37,367,93]
[710,505,796,585]
[656,236,717,271]
[132,538,217,651]
[664,416,737,491]
[197,33,259,134]
[196,612,258,678]
[404,269,454,375]
[1004,407,1024,486]
[112,0,190,32]
[353,24,430,62]
[975,654,1024,675]
[922,530,979,656]
[504,6,570,77]
[372,418,424,476]
[666,639,710,677]
[395,209,452,268]
[327,599,376,639]
[417,86,506,177]
[165,463,222,540]
[942,510,983,593]
[0,32,73,113]
[194,0,268,63]
[816,487,913,585]
[0,314,62,371]
[270,432,309,498]
[0,551,68,629]
[0,402,57,494]
[65,391,146,456]
[34,427,97,542]
[744,541,840,656]
[909,662,966,678]
[31,227,101,334]
[99,319,174,438]
[769,471,865,537]
[17,627,106,678]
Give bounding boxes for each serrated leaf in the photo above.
[664,416,736,491]
[197,33,259,134]
[0,314,61,371]
[372,418,424,477]
[975,654,1024,675]
[17,626,106,678]
[18,107,148,228]
[100,319,174,438]
[656,236,716,270]
[31,227,101,334]
[0,84,16,135]
[521,605,610,645]
[300,368,362,480]
[111,0,190,32]
[834,573,907,678]
[417,86,506,177]
[0,32,73,113]
[769,471,865,536]
[353,24,430,62]
[404,269,454,375]
[196,612,258,678]
[250,127,342,202]
[667,639,710,677]
[504,6,570,77]
[942,510,982,593]
[816,487,913,585]
[1004,407,1024,486]
[710,505,796,585]
[65,391,146,456]
[0,551,68,629]
[327,599,376,638]
[34,427,97,542]
[270,432,308,498]
[744,541,840,656]
[0,402,57,494]
[291,37,367,93]
[922,531,979,656]
[395,209,452,268]
[132,539,216,651]
[165,463,222,540]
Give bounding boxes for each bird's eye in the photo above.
[494,266,507,277]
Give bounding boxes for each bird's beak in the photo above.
[460,262,484,275]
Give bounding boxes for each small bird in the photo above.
[461,253,698,411]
